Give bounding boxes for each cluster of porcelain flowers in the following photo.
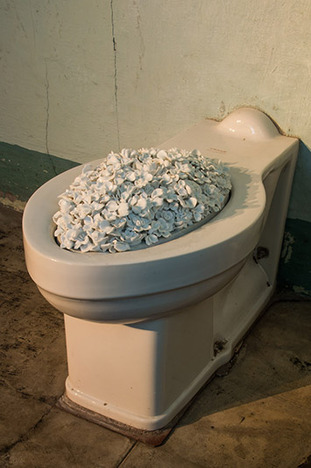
[53,148,231,253]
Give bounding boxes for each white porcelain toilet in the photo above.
[23,108,298,435]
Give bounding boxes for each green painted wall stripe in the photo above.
[0,142,79,201]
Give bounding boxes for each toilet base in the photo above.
[58,344,244,445]
[62,255,274,433]
[63,296,215,432]
[57,392,190,446]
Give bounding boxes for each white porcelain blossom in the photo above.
[53,148,231,253]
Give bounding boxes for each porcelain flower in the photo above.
[53,148,231,253]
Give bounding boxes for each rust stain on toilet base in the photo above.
[57,394,176,446]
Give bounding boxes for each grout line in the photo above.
[0,404,53,456]
[116,440,138,467]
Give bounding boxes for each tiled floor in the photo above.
[1,203,311,467]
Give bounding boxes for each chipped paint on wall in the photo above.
[278,218,311,296]
[281,232,295,264]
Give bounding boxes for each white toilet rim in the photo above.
[23,162,266,299]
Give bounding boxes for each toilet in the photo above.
[23,108,298,435]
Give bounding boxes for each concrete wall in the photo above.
[1,0,311,212]
[0,0,310,292]
[1,2,311,158]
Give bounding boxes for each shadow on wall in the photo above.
[288,141,311,222]
[278,140,311,296]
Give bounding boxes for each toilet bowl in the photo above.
[23,108,298,434]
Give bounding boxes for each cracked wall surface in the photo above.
[0,0,117,162]
[0,0,311,223]
[110,0,120,151]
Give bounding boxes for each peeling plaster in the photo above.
[281,231,295,264]
[293,285,310,296]
[0,194,26,212]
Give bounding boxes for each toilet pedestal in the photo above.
[63,297,215,432]
[61,252,273,436]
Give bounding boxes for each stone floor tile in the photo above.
[275,383,311,411]
[0,205,25,273]
[120,444,201,468]
[0,269,67,402]
[121,301,311,468]
[2,407,135,468]
[0,384,50,452]
[1,203,311,467]
[181,300,311,421]
[122,391,311,468]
